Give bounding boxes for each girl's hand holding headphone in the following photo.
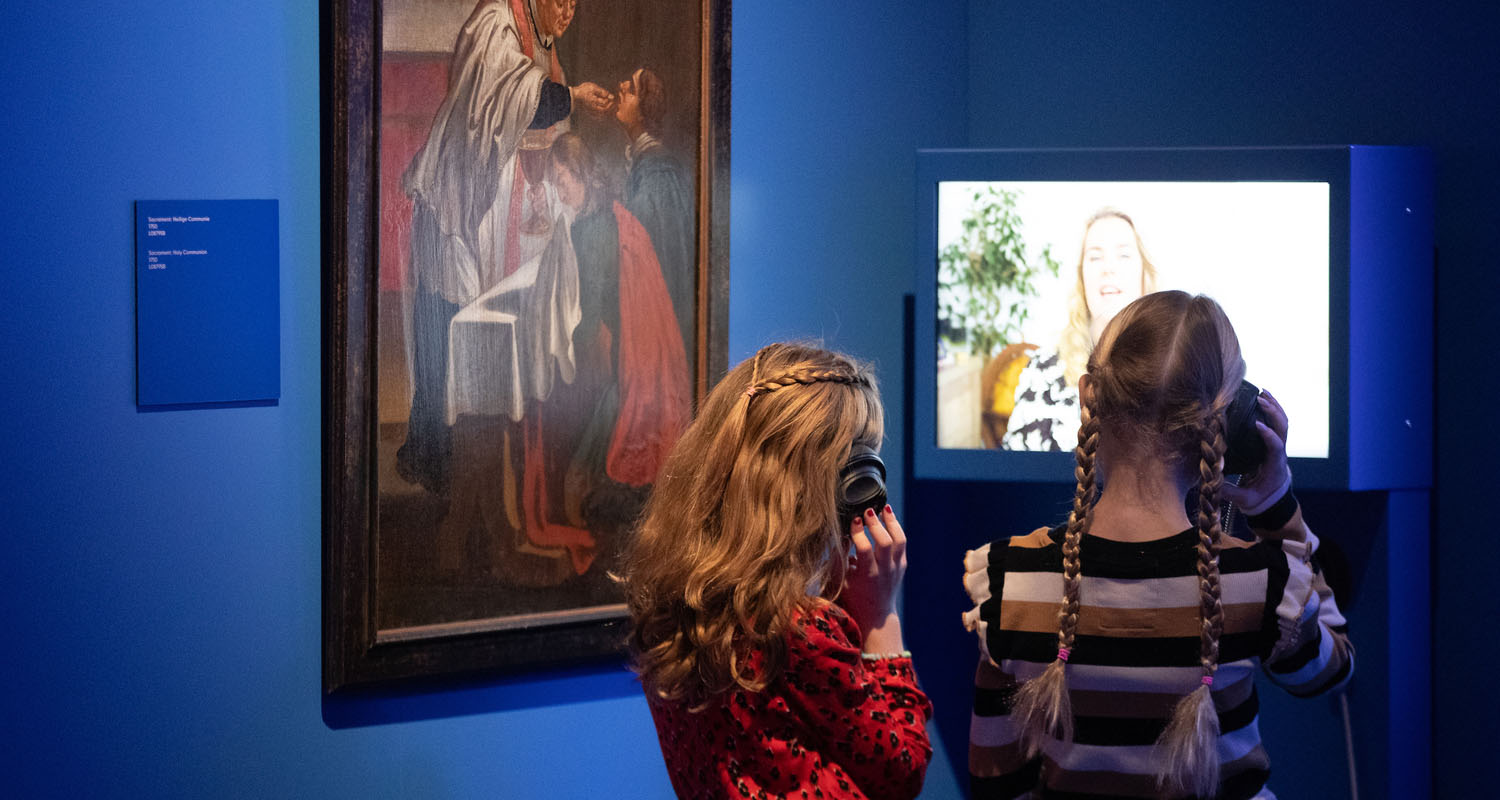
[1221,389,1293,513]
[842,506,908,654]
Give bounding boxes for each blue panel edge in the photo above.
[1348,148,1434,490]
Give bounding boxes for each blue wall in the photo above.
[730,3,968,496]
[963,2,1497,794]
[1,1,967,797]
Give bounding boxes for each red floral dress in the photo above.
[646,603,933,800]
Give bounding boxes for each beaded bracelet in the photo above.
[861,650,912,661]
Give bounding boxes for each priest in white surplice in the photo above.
[397,0,613,494]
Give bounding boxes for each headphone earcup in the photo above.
[1223,379,1267,475]
[838,445,887,528]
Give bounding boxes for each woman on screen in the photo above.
[963,291,1351,799]
[622,343,932,799]
[1003,209,1157,451]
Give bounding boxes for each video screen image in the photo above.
[935,181,1330,459]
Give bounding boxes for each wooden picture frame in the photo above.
[322,0,729,692]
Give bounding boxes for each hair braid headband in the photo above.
[744,367,869,400]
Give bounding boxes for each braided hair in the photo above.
[1008,292,1244,795]
[1154,409,1231,797]
[743,366,871,399]
[1009,403,1099,749]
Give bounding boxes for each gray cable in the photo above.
[1340,692,1360,800]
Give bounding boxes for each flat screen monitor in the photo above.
[913,147,1432,490]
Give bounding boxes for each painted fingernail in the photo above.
[865,508,876,519]
[884,504,893,515]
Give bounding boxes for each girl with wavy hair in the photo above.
[623,342,932,800]
[965,292,1351,799]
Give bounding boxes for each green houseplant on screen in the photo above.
[937,185,1059,359]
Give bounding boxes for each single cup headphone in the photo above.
[1223,379,1268,475]
[838,444,887,529]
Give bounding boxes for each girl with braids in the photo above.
[622,343,933,800]
[963,291,1351,799]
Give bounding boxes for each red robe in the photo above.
[522,203,690,574]
[606,202,691,487]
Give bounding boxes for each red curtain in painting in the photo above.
[379,58,449,292]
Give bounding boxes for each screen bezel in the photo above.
[913,147,1351,487]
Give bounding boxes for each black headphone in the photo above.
[1223,379,1268,475]
[838,444,887,529]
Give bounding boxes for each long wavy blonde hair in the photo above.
[1011,291,1244,797]
[621,343,883,707]
[1056,209,1159,388]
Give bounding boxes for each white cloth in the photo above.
[445,203,581,424]
[402,0,558,306]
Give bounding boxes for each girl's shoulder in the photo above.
[1010,524,1064,549]
[973,524,1063,557]
[987,523,1065,557]
[963,524,1064,580]
[792,600,861,648]
[962,525,1063,616]
[962,525,1063,665]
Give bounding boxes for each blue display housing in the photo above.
[913,146,1433,491]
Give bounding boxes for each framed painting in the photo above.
[323,0,730,692]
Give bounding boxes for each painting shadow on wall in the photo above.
[322,660,643,728]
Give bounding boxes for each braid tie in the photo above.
[744,367,869,400]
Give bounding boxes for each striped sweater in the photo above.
[961,504,1351,800]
